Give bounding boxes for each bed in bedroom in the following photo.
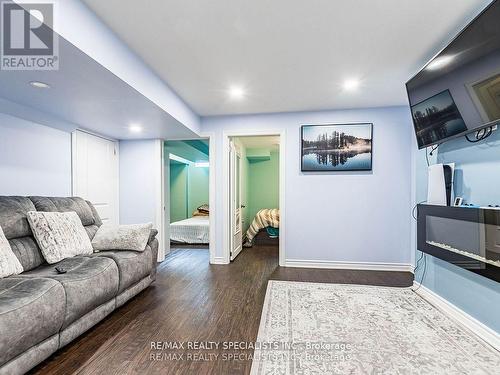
[244,208,279,247]
[170,216,210,244]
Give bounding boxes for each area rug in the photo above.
[251,281,500,374]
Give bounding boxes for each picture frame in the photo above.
[301,123,373,172]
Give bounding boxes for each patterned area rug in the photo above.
[251,281,500,374]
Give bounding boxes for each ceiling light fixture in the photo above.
[29,81,51,89]
[228,85,245,100]
[343,79,360,91]
[426,55,455,71]
[129,124,143,133]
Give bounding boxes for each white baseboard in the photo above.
[413,281,500,351]
[284,259,413,272]
[210,257,229,265]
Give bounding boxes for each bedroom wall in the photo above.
[247,150,280,225]
[201,106,413,266]
[0,113,72,196]
[413,130,500,333]
[170,163,188,222]
[188,166,209,215]
[166,141,210,222]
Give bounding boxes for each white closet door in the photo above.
[72,130,119,225]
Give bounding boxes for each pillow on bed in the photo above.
[197,204,209,213]
[92,223,153,252]
[193,210,209,217]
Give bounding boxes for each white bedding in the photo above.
[170,216,209,244]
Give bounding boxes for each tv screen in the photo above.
[411,90,467,148]
[406,0,500,149]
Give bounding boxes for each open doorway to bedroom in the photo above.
[228,135,281,263]
[164,139,211,256]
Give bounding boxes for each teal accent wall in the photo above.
[188,166,209,216]
[170,163,188,222]
[247,150,279,227]
[166,140,209,223]
[414,130,500,333]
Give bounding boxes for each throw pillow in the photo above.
[92,223,153,252]
[197,204,209,213]
[0,225,23,277]
[27,211,93,264]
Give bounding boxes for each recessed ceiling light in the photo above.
[343,79,360,91]
[426,55,454,71]
[129,124,143,133]
[228,85,245,100]
[29,81,50,89]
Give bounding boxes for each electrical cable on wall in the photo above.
[465,126,493,143]
[412,254,427,292]
[425,145,439,166]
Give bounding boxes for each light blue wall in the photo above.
[202,106,413,264]
[414,130,500,333]
[119,140,159,224]
[0,113,72,196]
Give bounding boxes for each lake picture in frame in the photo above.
[301,123,373,171]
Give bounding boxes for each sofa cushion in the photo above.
[8,237,45,272]
[27,211,93,264]
[92,246,153,293]
[0,226,23,278]
[0,197,35,239]
[0,197,44,271]
[29,197,97,226]
[0,277,65,366]
[19,256,119,328]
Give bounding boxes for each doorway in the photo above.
[164,139,212,259]
[226,133,284,264]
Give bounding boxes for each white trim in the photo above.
[163,144,171,259]
[211,257,227,265]
[413,281,500,351]
[198,132,217,265]
[154,139,166,261]
[284,259,414,272]
[222,129,286,265]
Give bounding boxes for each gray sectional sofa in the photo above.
[0,196,158,375]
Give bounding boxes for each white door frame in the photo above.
[229,140,243,261]
[222,129,286,266]
[162,133,217,264]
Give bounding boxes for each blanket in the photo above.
[245,208,280,243]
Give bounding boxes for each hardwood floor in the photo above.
[30,245,413,375]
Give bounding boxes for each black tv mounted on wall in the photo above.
[406,0,500,149]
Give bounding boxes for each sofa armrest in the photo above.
[148,229,159,282]
[148,229,159,245]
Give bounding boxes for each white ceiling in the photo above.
[82,0,492,116]
[0,34,197,140]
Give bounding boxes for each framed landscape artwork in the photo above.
[301,123,373,171]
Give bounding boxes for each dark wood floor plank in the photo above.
[29,245,413,375]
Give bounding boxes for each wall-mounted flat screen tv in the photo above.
[406,0,500,149]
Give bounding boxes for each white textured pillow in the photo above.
[92,223,153,252]
[0,226,23,278]
[27,211,93,264]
